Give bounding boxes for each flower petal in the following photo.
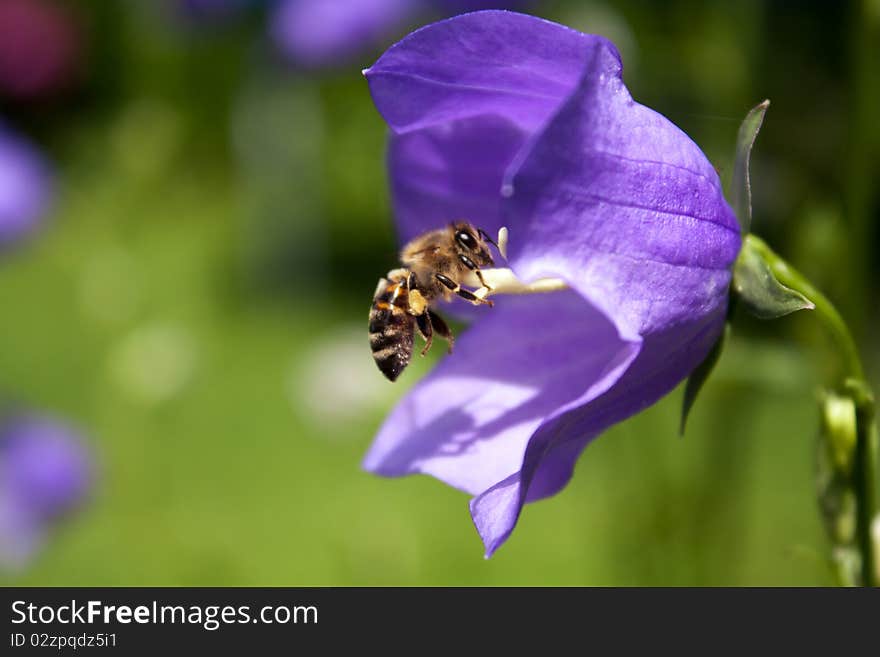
[503,43,741,341]
[364,10,620,135]
[471,307,726,556]
[389,114,524,244]
[364,290,640,496]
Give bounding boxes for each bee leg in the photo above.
[415,311,434,356]
[406,270,429,317]
[435,273,494,307]
[457,254,492,291]
[477,228,499,251]
[427,310,454,353]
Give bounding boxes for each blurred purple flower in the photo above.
[0,124,53,249]
[0,0,82,101]
[0,416,92,569]
[270,0,420,69]
[363,11,741,555]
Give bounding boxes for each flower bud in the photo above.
[819,390,857,476]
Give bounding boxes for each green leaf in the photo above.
[731,100,770,234]
[680,322,730,436]
[732,236,815,319]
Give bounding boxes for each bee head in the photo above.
[452,222,495,267]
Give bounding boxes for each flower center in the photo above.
[470,227,568,300]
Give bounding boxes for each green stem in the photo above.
[854,402,878,586]
[745,234,877,586]
[841,0,880,340]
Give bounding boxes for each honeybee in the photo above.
[369,221,498,381]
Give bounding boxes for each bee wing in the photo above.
[373,277,388,298]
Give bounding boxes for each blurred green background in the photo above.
[1,0,878,585]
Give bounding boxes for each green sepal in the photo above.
[732,235,815,319]
[731,100,769,234]
[680,322,730,436]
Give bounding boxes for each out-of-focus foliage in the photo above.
[0,0,877,585]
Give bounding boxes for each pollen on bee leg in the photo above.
[408,288,428,315]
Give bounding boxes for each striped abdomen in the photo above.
[369,277,414,381]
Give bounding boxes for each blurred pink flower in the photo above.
[0,0,83,101]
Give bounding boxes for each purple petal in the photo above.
[503,43,740,340]
[465,33,741,553]
[471,307,726,556]
[365,10,619,135]
[389,114,524,244]
[369,10,620,250]
[271,0,420,69]
[0,125,52,248]
[364,291,640,496]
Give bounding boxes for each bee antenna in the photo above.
[477,228,498,248]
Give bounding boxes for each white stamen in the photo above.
[474,268,568,299]
[467,227,568,298]
[496,227,509,260]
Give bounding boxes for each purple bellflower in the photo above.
[0,123,52,249]
[270,0,420,69]
[363,11,741,555]
[0,416,92,569]
[269,0,534,69]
